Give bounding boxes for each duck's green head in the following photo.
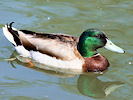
[77,29,125,57]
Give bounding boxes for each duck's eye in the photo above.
[94,35,101,38]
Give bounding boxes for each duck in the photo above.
[2,22,125,72]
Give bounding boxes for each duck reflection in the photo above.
[77,74,123,98]
[8,50,124,98]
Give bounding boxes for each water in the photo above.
[0,0,132,99]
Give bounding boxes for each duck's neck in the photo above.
[77,38,97,57]
[77,44,96,57]
[83,49,96,57]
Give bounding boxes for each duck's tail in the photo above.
[2,22,22,46]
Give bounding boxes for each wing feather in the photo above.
[18,30,81,60]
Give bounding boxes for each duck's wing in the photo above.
[19,30,81,60]
[3,23,81,60]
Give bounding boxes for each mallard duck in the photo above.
[2,22,125,72]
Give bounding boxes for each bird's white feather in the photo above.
[2,26,17,46]
[15,46,30,57]
[30,51,83,72]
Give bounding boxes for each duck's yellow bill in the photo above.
[104,39,125,53]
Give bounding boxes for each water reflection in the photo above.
[8,50,124,98]
[78,74,123,98]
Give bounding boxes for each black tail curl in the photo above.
[9,22,15,28]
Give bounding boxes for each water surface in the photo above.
[0,0,132,100]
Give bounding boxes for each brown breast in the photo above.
[82,54,109,72]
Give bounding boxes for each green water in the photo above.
[0,0,132,100]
